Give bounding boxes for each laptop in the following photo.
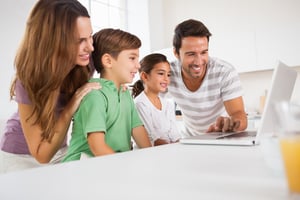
[180,61,298,146]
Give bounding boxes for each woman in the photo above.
[0,0,100,173]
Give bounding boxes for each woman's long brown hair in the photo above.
[11,0,91,142]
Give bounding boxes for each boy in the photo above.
[63,28,152,162]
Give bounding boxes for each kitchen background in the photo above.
[1,0,299,132]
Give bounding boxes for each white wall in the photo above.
[148,0,300,73]
[0,0,36,123]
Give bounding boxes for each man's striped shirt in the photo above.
[168,57,243,136]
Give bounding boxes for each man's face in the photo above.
[175,36,209,80]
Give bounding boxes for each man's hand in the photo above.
[207,116,241,133]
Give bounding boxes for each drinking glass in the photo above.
[275,101,300,198]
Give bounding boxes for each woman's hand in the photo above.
[67,82,101,115]
[20,82,101,163]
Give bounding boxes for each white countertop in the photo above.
[0,142,289,200]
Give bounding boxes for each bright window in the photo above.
[79,0,127,33]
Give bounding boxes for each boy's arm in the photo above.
[87,132,115,156]
[132,126,152,148]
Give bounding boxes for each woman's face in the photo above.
[75,17,94,66]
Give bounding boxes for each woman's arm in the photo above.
[20,82,100,163]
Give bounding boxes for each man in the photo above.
[167,19,247,136]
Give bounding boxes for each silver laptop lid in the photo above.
[255,61,297,144]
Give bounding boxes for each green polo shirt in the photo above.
[62,78,143,162]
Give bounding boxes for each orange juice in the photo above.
[280,136,300,193]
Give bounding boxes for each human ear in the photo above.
[140,71,148,82]
[101,53,113,68]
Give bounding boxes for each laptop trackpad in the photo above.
[197,131,256,139]
[196,131,243,139]
[216,131,257,139]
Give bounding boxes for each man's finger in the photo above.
[222,117,230,132]
[233,121,240,131]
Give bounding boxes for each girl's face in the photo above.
[144,62,171,93]
[75,17,94,66]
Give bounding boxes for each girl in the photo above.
[132,53,181,146]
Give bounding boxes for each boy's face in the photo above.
[111,49,140,87]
